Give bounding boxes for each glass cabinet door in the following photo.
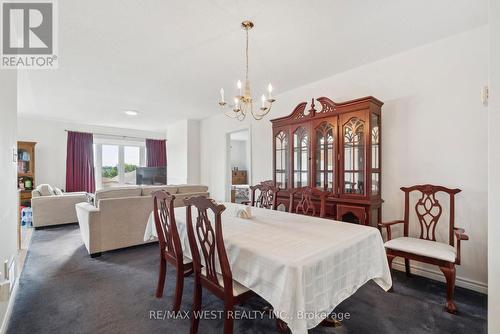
[371,113,381,195]
[343,117,365,195]
[293,127,309,188]
[274,131,289,188]
[315,122,335,192]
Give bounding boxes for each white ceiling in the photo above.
[18,0,488,132]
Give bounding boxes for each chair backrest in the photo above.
[401,184,461,246]
[184,196,233,294]
[152,191,183,264]
[293,186,330,218]
[249,183,280,210]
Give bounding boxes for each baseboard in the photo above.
[392,259,487,294]
[0,274,19,334]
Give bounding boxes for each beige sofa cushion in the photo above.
[176,185,209,194]
[95,186,142,206]
[141,185,178,197]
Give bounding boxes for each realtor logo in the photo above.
[1,0,58,69]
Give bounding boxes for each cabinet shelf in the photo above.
[18,141,37,204]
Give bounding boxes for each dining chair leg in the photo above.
[156,258,167,298]
[405,258,412,277]
[190,279,202,334]
[172,266,184,312]
[276,319,291,333]
[439,265,457,314]
[223,301,235,334]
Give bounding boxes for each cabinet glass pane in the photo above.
[293,127,309,188]
[344,117,365,195]
[372,172,380,195]
[371,113,380,169]
[371,113,380,195]
[315,122,335,191]
[345,171,365,194]
[275,131,288,188]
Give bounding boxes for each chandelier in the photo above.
[218,20,275,121]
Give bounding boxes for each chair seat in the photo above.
[384,237,456,262]
[201,268,250,296]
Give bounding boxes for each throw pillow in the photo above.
[37,184,54,196]
[53,187,64,195]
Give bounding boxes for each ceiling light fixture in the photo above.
[218,20,275,121]
[124,110,139,116]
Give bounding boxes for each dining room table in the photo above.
[144,202,392,334]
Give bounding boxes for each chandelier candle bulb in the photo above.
[220,88,225,102]
[268,83,273,99]
[237,80,242,96]
[261,94,266,108]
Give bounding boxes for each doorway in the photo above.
[226,128,251,203]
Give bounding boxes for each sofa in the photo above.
[31,184,87,228]
[75,184,209,257]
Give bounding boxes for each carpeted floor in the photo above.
[6,224,487,334]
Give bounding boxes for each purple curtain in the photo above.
[66,131,95,193]
[146,139,167,167]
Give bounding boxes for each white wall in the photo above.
[489,0,500,331]
[200,27,489,291]
[0,71,18,329]
[17,118,165,190]
[230,140,248,170]
[167,119,200,184]
[187,120,200,184]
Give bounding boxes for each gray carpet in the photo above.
[6,224,487,334]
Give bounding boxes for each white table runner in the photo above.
[144,203,392,333]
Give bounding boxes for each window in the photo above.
[94,139,146,189]
[101,145,120,187]
[124,146,140,185]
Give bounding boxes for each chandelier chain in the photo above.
[245,28,249,83]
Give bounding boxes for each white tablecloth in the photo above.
[144,203,392,333]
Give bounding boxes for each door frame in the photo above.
[225,127,252,202]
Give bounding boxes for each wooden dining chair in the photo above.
[184,196,254,334]
[245,183,280,210]
[152,191,193,312]
[378,185,469,314]
[289,186,330,218]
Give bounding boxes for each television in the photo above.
[136,167,167,185]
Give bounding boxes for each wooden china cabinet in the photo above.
[271,96,383,227]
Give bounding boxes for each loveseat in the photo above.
[31,184,87,228]
[75,184,209,257]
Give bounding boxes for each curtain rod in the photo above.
[64,129,162,141]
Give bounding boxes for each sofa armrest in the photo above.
[64,192,88,196]
[76,202,101,254]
